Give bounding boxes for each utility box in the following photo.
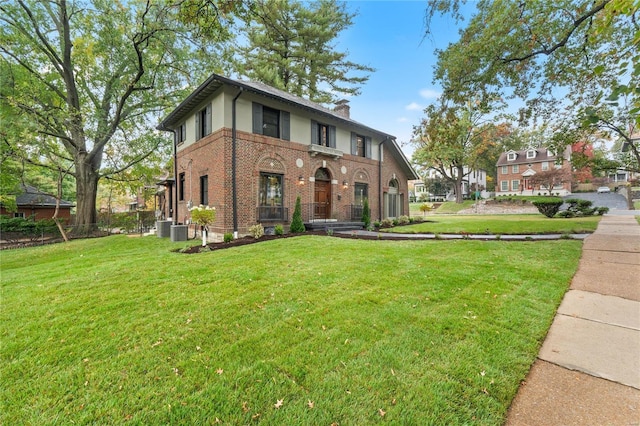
[170,225,188,242]
[156,220,172,238]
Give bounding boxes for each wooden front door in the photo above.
[314,180,331,219]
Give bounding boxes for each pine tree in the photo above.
[290,195,306,233]
[235,0,374,104]
[361,197,370,229]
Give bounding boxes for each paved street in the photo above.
[563,191,629,210]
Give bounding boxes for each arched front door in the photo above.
[386,179,399,218]
[314,168,331,220]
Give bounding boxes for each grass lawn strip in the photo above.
[388,214,600,235]
[1,235,582,424]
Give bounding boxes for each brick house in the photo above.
[495,147,572,196]
[0,185,74,223]
[157,73,418,237]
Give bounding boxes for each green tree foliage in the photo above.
[425,0,639,171]
[412,99,501,203]
[0,0,236,235]
[290,195,306,233]
[361,197,370,229]
[235,0,374,104]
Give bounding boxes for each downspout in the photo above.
[232,88,243,239]
[378,138,388,221]
[170,129,178,225]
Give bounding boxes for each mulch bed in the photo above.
[177,230,386,254]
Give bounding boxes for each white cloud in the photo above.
[405,102,423,111]
[397,117,409,123]
[419,88,441,99]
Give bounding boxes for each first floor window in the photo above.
[511,180,520,191]
[501,181,508,191]
[200,175,208,205]
[259,173,283,220]
[179,172,185,201]
[14,212,25,218]
[354,183,368,205]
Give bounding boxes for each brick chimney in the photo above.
[333,99,350,119]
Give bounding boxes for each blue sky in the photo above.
[334,1,473,159]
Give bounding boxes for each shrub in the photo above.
[248,224,264,239]
[397,215,410,225]
[564,199,597,217]
[372,220,381,229]
[380,218,393,228]
[412,216,424,223]
[532,198,564,218]
[274,224,284,235]
[223,232,234,243]
[596,207,609,215]
[419,203,432,215]
[361,198,370,229]
[555,210,575,218]
[290,195,306,233]
[392,218,399,226]
[0,215,60,242]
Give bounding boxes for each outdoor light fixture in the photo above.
[298,176,305,185]
[342,180,349,189]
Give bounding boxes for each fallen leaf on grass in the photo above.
[274,399,284,409]
[378,408,386,417]
[307,400,314,409]
[216,368,224,375]
[242,401,249,413]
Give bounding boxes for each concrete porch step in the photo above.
[304,221,364,232]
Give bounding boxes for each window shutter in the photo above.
[329,126,336,148]
[280,110,290,141]
[252,103,263,135]
[205,104,212,135]
[195,111,201,140]
[365,137,372,158]
[310,121,318,145]
[350,132,357,155]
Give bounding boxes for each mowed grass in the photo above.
[389,214,600,235]
[1,235,582,425]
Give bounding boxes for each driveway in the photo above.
[563,192,629,211]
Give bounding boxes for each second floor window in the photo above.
[351,132,371,158]
[501,165,508,174]
[196,104,211,140]
[176,123,186,144]
[311,121,336,148]
[252,103,290,140]
[512,164,519,173]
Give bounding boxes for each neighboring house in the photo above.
[157,73,418,237]
[496,147,572,196]
[417,167,488,201]
[0,185,74,223]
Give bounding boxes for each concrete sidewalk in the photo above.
[506,214,640,425]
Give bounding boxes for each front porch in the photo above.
[301,203,365,231]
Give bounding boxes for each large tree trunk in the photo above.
[455,165,464,204]
[74,159,100,235]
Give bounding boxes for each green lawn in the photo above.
[391,214,600,235]
[1,235,583,425]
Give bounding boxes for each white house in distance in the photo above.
[410,167,489,202]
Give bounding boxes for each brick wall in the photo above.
[174,128,411,236]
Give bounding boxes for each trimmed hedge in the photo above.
[531,198,564,218]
